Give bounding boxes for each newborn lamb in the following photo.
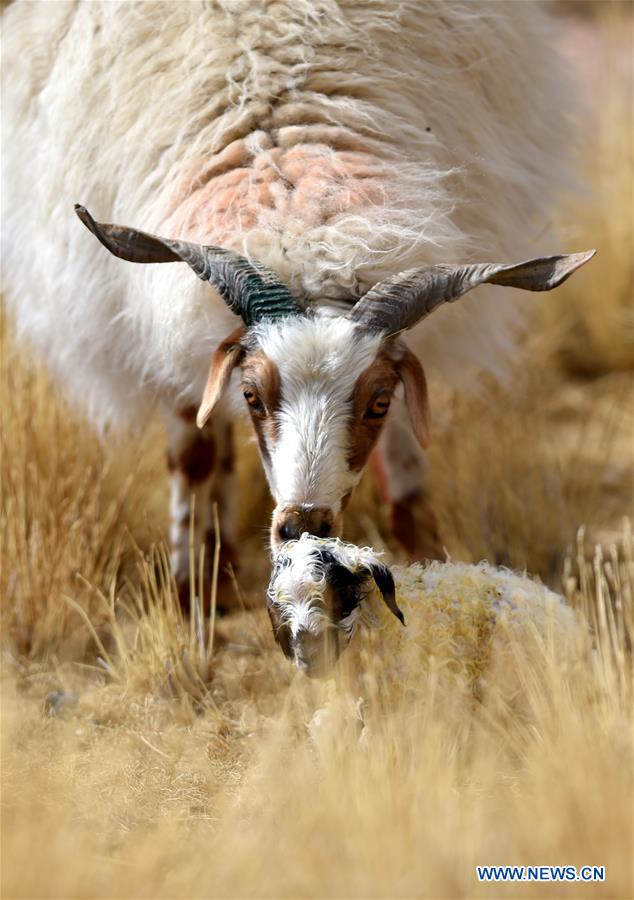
[266,535,582,693]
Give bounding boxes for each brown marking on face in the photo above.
[347,345,401,473]
[341,490,353,511]
[240,351,281,465]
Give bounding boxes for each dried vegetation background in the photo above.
[1,5,633,898]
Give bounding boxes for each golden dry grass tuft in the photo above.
[1,13,633,899]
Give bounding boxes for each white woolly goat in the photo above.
[2,1,593,604]
[266,535,583,695]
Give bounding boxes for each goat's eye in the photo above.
[365,393,391,419]
[243,388,265,415]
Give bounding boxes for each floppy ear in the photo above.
[197,326,246,428]
[369,562,405,625]
[398,345,431,450]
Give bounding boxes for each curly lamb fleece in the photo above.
[267,534,585,700]
[350,558,581,696]
[2,1,570,430]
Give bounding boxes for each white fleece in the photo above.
[2,1,571,431]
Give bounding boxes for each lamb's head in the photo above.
[75,205,595,550]
[266,535,403,677]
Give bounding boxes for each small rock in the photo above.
[44,690,78,717]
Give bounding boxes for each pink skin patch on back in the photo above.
[161,133,388,243]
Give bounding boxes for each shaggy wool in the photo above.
[2,1,570,429]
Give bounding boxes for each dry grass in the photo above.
[1,525,632,898]
[1,13,633,900]
[541,10,634,376]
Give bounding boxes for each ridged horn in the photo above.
[74,205,302,326]
[348,250,596,334]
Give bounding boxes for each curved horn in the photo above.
[348,250,596,334]
[74,205,302,326]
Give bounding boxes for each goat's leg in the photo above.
[376,407,444,561]
[164,405,236,613]
[207,418,240,609]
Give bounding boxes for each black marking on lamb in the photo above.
[369,563,404,626]
[313,548,371,620]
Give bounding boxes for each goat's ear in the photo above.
[397,345,431,450]
[197,326,246,428]
[369,562,405,625]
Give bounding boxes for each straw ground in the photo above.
[1,7,632,898]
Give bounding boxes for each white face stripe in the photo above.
[252,317,383,511]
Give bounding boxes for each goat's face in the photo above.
[266,535,403,677]
[201,315,431,550]
[248,317,415,549]
[74,208,595,550]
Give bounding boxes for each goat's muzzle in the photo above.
[273,505,337,545]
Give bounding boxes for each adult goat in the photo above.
[2,1,592,607]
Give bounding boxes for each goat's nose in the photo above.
[277,517,302,541]
[276,506,334,543]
